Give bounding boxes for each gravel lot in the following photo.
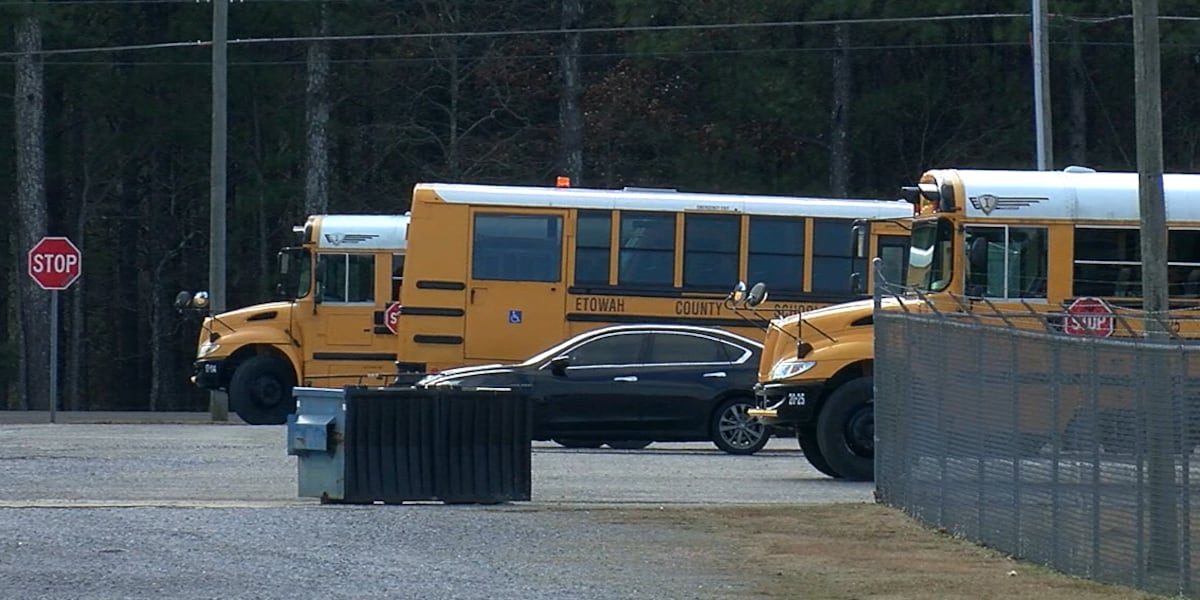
[0,414,873,599]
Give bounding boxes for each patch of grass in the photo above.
[593,503,1171,600]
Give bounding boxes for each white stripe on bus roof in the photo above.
[421,183,914,220]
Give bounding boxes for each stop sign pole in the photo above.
[27,236,82,423]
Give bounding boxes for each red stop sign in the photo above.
[1064,297,1114,337]
[28,236,82,290]
[383,302,401,334]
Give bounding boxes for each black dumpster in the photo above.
[340,385,532,504]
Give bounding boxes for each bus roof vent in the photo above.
[1063,165,1097,173]
[622,187,678,193]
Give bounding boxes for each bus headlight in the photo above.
[198,341,222,358]
[770,359,817,380]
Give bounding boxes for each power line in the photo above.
[5,0,342,4]
[27,38,1200,68]
[5,11,1197,60]
[0,13,1032,58]
[27,41,1038,67]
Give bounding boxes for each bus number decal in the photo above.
[574,296,626,313]
[675,300,723,316]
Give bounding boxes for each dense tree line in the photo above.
[3,1,1200,411]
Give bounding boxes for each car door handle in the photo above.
[613,375,638,382]
[702,371,727,378]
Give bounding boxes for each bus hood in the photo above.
[758,297,900,383]
[206,301,295,334]
[196,301,297,359]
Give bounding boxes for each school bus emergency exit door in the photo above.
[465,210,568,362]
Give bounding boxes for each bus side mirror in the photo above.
[746,282,768,307]
[278,252,291,275]
[174,290,193,310]
[726,281,748,306]
[850,221,867,259]
[850,272,865,294]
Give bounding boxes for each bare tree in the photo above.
[1066,21,1088,166]
[558,0,584,185]
[305,2,331,215]
[828,22,851,197]
[14,14,49,411]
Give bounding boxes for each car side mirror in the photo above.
[550,355,571,376]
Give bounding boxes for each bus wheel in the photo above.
[229,355,296,426]
[711,397,769,455]
[797,424,841,478]
[815,377,874,481]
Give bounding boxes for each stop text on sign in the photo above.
[30,253,79,275]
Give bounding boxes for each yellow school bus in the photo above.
[393,183,913,376]
[183,183,913,425]
[744,166,1200,481]
[182,214,409,424]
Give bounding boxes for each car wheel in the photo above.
[815,377,874,481]
[605,441,652,450]
[229,355,296,425]
[797,424,841,478]
[553,439,604,449]
[711,397,769,455]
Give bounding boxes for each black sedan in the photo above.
[416,324,769,455]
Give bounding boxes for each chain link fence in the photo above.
[875,290,1200,598]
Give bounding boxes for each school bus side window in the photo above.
[747,217,804,292]
[1169,230,1200,297]
[1073,227,1139,297]
[391,253,405,300]
[575,211,611,285]
[317,253,375,303]
[811,219,857,293]
[964,226,1047,299]
[472,213,563,282]
[619,212,675,286]
[683,214,739,290]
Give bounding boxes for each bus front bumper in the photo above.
[750,381,826,427]
[191,359,226,391]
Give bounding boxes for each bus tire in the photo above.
[229,355,296,426]
[815,377,875,481]
[711,397,770,455]
[797,424,841,479]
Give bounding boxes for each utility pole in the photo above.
[1032,0,1053,170]
[1133,0,1176,575]
[209,0,229,421]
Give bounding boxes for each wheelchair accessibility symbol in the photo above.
[508,309,522,324]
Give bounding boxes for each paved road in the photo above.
[0,415,873,599]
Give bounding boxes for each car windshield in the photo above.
[907,218,954,292]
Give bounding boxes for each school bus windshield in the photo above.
[907,218,954,292]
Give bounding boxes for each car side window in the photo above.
[567,333,645,366]
[647,333,730,364]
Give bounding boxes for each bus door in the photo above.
[875,233,910,288]
[465,210,568,362]
[303,251,384,384]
